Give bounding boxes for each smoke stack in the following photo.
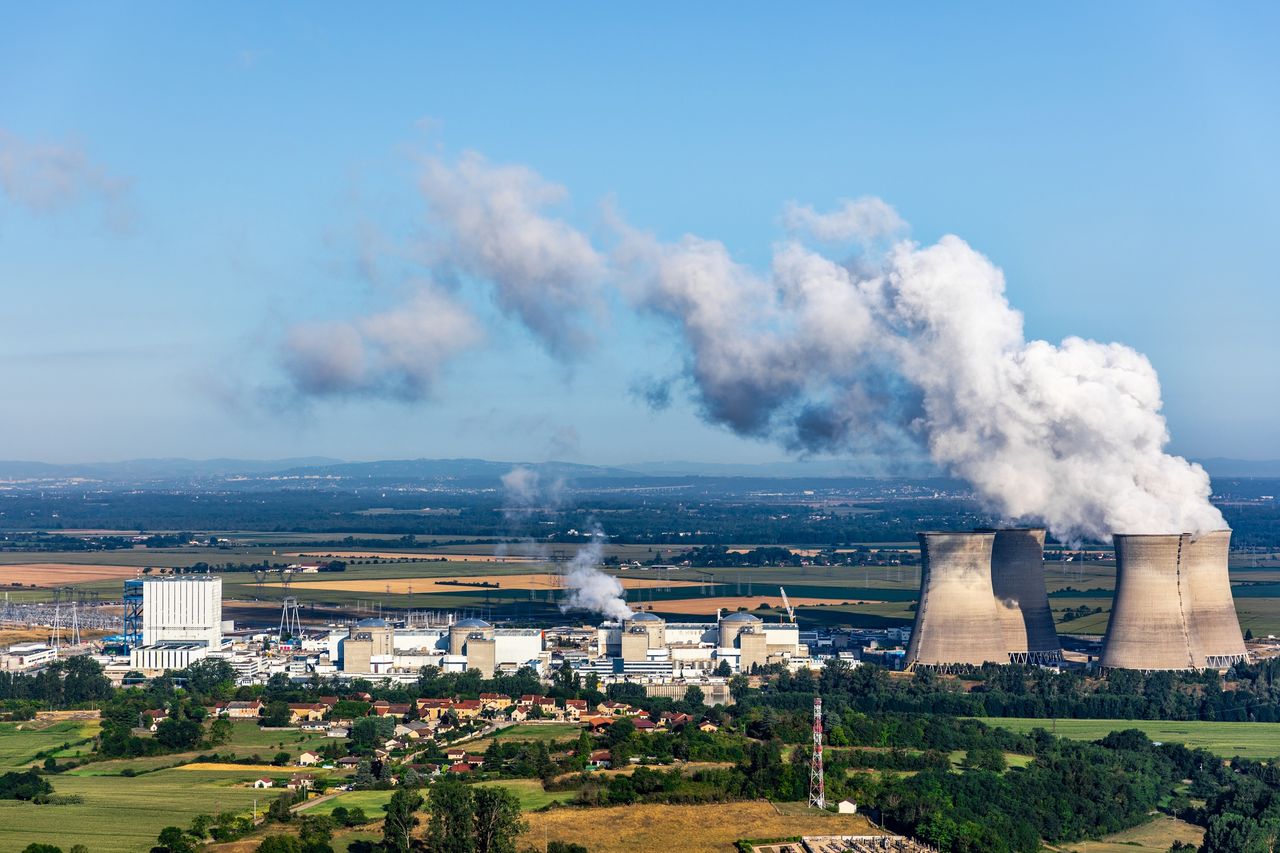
[906,532,1006,669]
[1182,530,1248,669]
[1100,534,1198,671]
[983,528,1062,664]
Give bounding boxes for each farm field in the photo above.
[0,767,267,853]
[0,719,98,769]
[1059,813,1205,852]
[468,722,583,753]
[276,573,703,594]
[298,788,394,817]
[517,800,884,853]
[474,778,578,810]
[974,718,1280,759]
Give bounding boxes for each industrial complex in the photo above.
[1,528,1254,683]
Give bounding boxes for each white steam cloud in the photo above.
[418,149,607,358]
[0,129,132,230]
[280,142,1223,543]
[281,287,482,400]
[623,216,1224,542]
[498,468,629,618]
[559,527,632,621]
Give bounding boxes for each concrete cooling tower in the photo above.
[1100,532,1247,671]
[906,531,1007,669]
[983,528,1062,664]
[1181,530,1248,668]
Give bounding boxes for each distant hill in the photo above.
[0,457,342,482]
[1195,458,1280,477]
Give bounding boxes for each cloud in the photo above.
[280,286,482,400]
[782,196,906,244]
[0,129,133,230]
[418,150,607,358]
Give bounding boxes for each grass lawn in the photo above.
[474,778,577,811]
[975,718,1280,760]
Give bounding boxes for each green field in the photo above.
[468,722,583,753]
[0,720,98,769]
[300,787,396,817]
[974,718,1280,760]
[0,767,271,853]
[475,778,577,810]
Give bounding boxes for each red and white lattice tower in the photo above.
[808,695,825,809]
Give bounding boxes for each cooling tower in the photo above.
[906,531,1007,669]
[983,528,1062,664]
[1100,534,1197,671]
[1182,530,1248,668]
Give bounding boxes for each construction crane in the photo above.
[779,587,796,624]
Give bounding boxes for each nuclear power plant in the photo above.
[1100,530,1248,671]
[906,526,1246,672]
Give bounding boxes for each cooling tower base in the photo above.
[1008,650,1063,665]
[1203,653,1248,669]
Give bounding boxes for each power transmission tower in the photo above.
[808,696,825,809]
[279,597,301,643]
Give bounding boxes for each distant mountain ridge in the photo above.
[0,455,1277,483]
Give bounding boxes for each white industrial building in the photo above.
[142,575,223,647]
[130,575,227,671]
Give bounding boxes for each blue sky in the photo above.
[1,3,1276,465]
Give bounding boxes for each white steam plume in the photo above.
[418,149,607,358]
[0,128,133,230]
[622,206,1224,542]
[281,287,482,400]
[559,527,632,621]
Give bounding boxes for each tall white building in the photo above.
[142,576,223,648]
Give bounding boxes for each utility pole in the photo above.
[809,696,825,809]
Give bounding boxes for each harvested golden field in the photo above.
[174,762,302,773]
[276,574,702,594]
[652,595,860,614]
[0,563,141,586]
[1061,814,1204,852]
[286,550,540,562]
[520,801,883,853]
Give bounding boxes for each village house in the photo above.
[564,699,588,721]
[589,749,612,769]
[415,698,452,720]
[297,751,321,766]
[224,699,264,719]
[286,773,315,791]
[253,777,274,789]
[140,709,167,731]
[478,692,513,711]
[596,701,633,717]
[288,703,328,724]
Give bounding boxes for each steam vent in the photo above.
[1100,531,1248,671]
[906,531,1007,669]
[984,528,1063,664]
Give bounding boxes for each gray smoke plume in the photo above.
[559,527,632,621]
